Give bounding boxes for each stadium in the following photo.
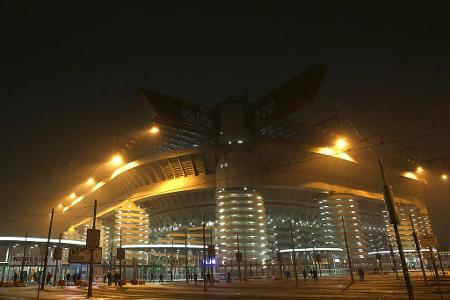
[3,64,440,282]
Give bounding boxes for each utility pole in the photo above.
[289,222,299,287]
[341,216,354,283]
[53,233,62,286]
[87,199,97,298]
[429,247,443,300]
[202,216,207,292]
[435,248,446,276]
[409,215,427,285]
[388,236,400,279]
[185,229,189,284]
[170,238,174,282]
[209,227,214,286]
[237,235,242,282]
[119,227,123,286]
[20,230,28,282]
[40,208,54,291]
[379,159,414,300]
[243,242,247,280]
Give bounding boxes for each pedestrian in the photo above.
[206,273,211,285]
[107,271,112,286]
[65,272,71,283]
[312,269,318,282]
[103,273,107,283]
[13,272,18,283]
[46,272,52,285]
[114,272,119,286]
[227,272,231,284]
[159,273,164,282]
[302,269,307,281]
[150,273,154,282]
[194,272,198,285]
[358,268,365,282]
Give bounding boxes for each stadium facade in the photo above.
[51,64,438,278]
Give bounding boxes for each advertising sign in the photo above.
[68,247,102,264]
[86,229,100,249]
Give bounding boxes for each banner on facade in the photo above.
[11,256,41,266]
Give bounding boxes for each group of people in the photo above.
[103,271,123,286]
[301,269,319,281]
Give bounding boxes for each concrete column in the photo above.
[320,193,368,263]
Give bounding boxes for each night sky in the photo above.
[1,2,450,246]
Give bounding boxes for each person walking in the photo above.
[312,269,318,282]
[150,272,154,282]
[227,272,232,284]
[46,272,52,285]
[206,273,211,285]
[302,269,307,281]
[13,272,18,283]
[194,272,198,285]
[159,273,164,282]
[107,272,112,286]
[113,272,119,286]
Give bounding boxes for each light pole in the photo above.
[409,214,427,284]
[379,159,414,300]
[40,208,54,291]
[341,216,354,283]
[289,222,299,287]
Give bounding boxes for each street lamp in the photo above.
[69,193,76,199]
[416,166,423,173]
[85,177,95,185]
[442,174,448,180]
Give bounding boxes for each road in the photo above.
[0,273,448,299]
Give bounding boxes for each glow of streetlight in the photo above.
[149,126,160,134]
[442,174,448,180]
[416,166,423,173]
[110,154,123,166]
[335,138,348,150]
[69,193,76,199]
[85,177,95,185]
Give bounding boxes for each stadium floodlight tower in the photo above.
[139,64,327,265]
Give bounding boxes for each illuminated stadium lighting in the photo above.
[312,146,356,162]
[149,126,160,134]
[335,138,348,150]
[402,171,419,180]
[110,154,123,166]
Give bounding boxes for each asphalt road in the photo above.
[0,273,448,299]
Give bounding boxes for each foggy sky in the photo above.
[1,1,449,246]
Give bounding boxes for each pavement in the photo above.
[0,272,449,299]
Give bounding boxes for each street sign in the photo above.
[276,252,283,263]
[236,252,243,262]
[117,248,125,260]
[420,234,438,248]
[69,247,102,264]
[207,245,215,258]
[383,184,400,224]
[86,229,101,249]
[53,247,63,260]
